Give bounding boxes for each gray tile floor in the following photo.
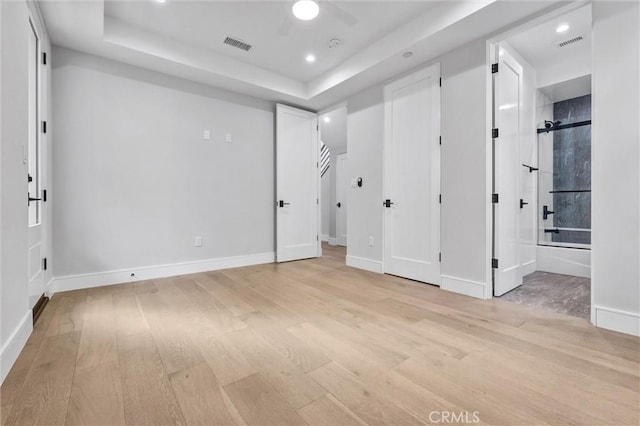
[499,271,591,320]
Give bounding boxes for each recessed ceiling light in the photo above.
[556,24,570,33]
[155,0,166,3]
[403,51,413,58]
[323,116,331,123]
[293,0,319,21]
[305,54,316,63]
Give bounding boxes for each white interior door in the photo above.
[335,153,348,247]
[27,19,45,308]
[276,104,320,262]
[493,46,524,296]
[383,64,441,285]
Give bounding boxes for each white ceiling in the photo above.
[104,1,434,82]
[540,74,591,103]
[507,4,591,87]
[39,0,566,110]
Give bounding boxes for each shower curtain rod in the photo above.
[537,120,592,134]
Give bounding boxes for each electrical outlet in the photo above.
[368,236,374,247]
[195,236,203,247]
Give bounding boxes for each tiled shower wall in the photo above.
[552,94,591,244]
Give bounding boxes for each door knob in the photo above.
[278,200,291,208]
[520,199,529,209]
[336,202,341,208]
[543,205,554,220]
[383,199,394,208]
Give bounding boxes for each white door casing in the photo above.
[493,46,524,296]
[336,153,348,247]
[276,104,320,262]
[383,63,441,285]
[28,18,45,308]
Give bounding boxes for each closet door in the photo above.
[383,64,441,285]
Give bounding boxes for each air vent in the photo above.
[224,36,252,52]
[558,36,583,48]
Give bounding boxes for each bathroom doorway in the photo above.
[492,4,592,320]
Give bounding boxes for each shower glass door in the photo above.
[538,94,591,248]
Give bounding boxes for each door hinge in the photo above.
[42,121,47,134]
[492,63,498,73]
[439,135,442,145]
[439,252,442,263]
[317,235,319,241]
[316,162,319,168]
[43,258,48,271]
[439,194,442,204]
[439,77,442,87]
[492,258,499,269]
[492,193,499,203]
[492,128,499,138]
[42,52,47,65]
[43,189,47,202]
[317,125,319,131]
[317,198,319,205]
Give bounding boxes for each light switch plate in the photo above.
[351,178,357,188]
[195,236,203,247]
[225,133,233,143]
[203,130,211,140]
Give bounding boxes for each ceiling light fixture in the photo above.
[293,0,320,21]
[403,51,413,58]
[305,54,316,63]
[155,0,167,3]
[323,116,331,123]
[556,23,570,33]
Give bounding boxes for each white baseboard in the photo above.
[45,277,55,298]
[537,245,590,278]
[321,234,329,242]
[328,238,338,246]
[346,255,383,274]
[52,252,275,294]
[594,306,640,336]
[522,259,537,276]
[441,275,487,299]
[1,311,33,385]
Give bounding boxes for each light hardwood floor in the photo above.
[2,244,638,425]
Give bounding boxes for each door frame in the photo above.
[382,63,442,284]
[484,1,594,306]
[27,13,48,311]
[335,152,348,247]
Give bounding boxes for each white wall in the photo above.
[346,85,385,270]
[52,48,275,284]
[591,0,640,336]
[0,0,51,385]
[345,39,493,289]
